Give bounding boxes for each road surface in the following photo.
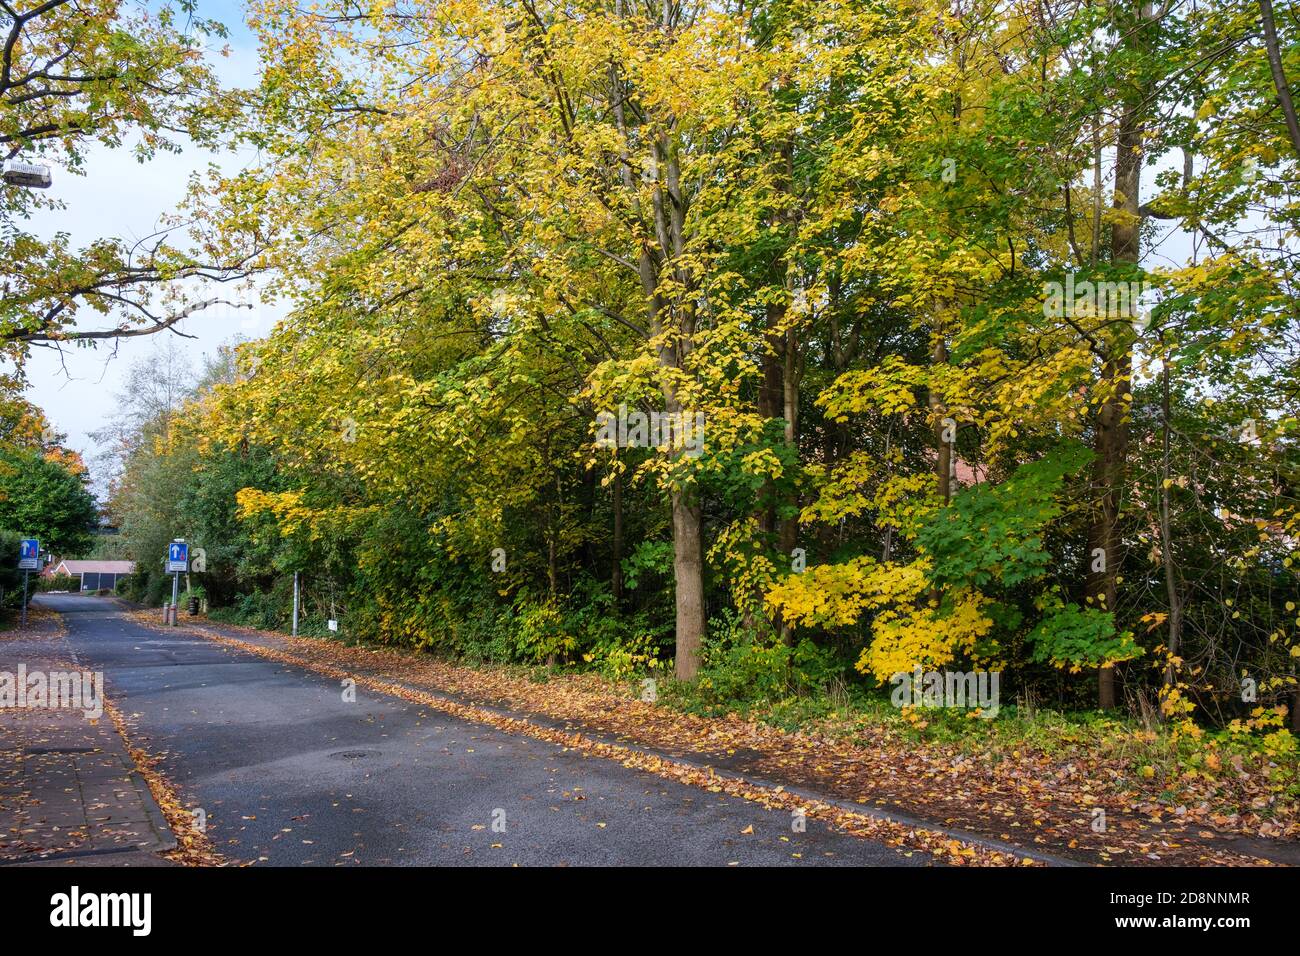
[39,593,931,867]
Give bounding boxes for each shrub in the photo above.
[209,590,286,631]
[513,599,574,663]
[37,573,78,592]
[583,629,665,680]
[143,572,169,607]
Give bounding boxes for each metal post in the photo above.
[292,571,300,637]
[171,572,179,626]
[21,570,29,626]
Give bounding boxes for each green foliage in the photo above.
[620,541,674,593]
[511,600,573,664]
[36,574,78,593]
[667,610,855,714]
[0,448,98,556]
[918,445,1091,591]
[209,588,289,632]
[1027,600,1137,671]
[0,529,26,608]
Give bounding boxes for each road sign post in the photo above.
[292,571,300,637]
[18,538,39,626]
[166,541,188,627]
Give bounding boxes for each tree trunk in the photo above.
[930,336,952,504]
[608,6,705,680]
[778,323,799,645]
[611,451,623,604]
[775,135,799,645]
[672,488,705,681]
[1088,350,1130,711]
[1089,0,1150,711]
[1158,340,1182,690]
[1251,12,1300,729]
[642,145,706,682]
[757,298,784,547]
[1258,0,1300,161]
[747,300,784,634]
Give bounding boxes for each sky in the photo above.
[21,1,284,485]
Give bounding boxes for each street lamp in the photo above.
[1,159,52,189]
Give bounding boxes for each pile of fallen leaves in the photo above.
[0,604,61,642]
[137,611,1294,866]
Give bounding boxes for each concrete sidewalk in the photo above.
[0,615,175,866]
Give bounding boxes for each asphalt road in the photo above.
[41,593,930,867]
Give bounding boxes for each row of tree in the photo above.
[83,0,1300,730]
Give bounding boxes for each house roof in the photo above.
[49,560,135,576]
